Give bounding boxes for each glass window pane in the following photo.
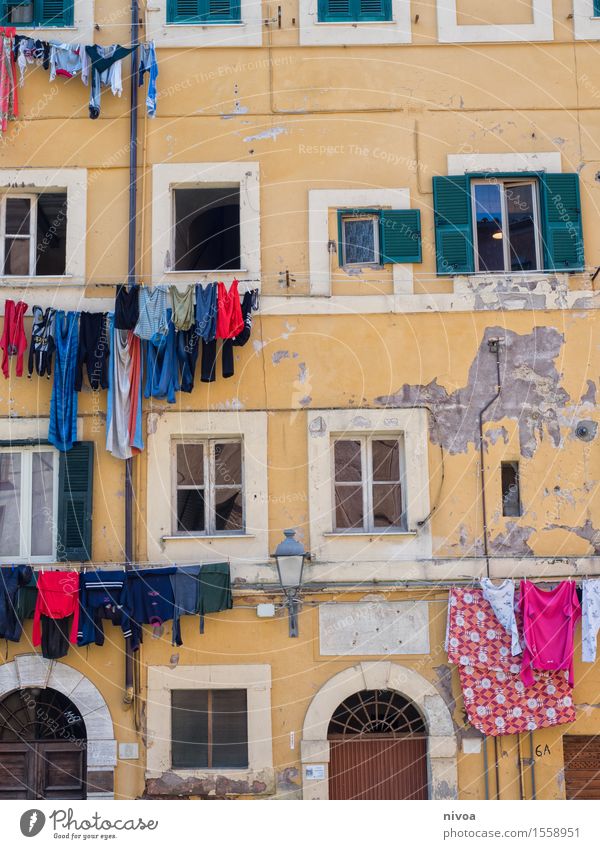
[36,193,67,276]
[0,453,21,556]
[177,489,205,533]
[30,452,54,557]
[171,690,209,768]
[215,487,243,531]
[4,238,30,275]
[505,183,538,272]
[5,198,31,236]
[214,442,242,485]
[372,483,403,528]
[343,217,377,265]
[474,183,504,272]
[212,690,248,768]
[176,443,204,486]
[334,440,362,482]
[7,3,33,23]
[372,439,400,481]
[335,484,364,529]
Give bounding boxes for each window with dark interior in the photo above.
[174,439,244,535]
[2,0,73,26]
[501,461,521,517]
[333,436,405,532]
[171,689,248,769]
[472,179,541,273]
[0,193,67,276]
[172,186,240,271]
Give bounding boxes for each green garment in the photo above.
[16,573,38,621]
[198,562,232,614]
[170,285,195,331]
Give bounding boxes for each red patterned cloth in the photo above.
[447,587,575,736]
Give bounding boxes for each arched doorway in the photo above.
[327,689,428,800]
[0,687,86,800]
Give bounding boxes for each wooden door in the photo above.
[0,741,85,800]
[329,736,428,800]
[564,736,600,799]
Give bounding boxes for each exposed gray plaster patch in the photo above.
[580,380,596,405]
[309,416,326,437]
[545,519,600,554]
[486,426,509,446]
[433,665,457,727]
[272,350,290,365]
[243,127,288,142]
[375,327,568,458]
[350,416,371,428]
[489,522,535,555]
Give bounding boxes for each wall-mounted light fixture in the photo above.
[273,528,308,638]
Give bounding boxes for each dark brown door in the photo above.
[564,736,600,799]
[0,741,85,800]
[329,736,428,800]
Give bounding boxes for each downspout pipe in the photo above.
[124,0,139,704]
[477,336,503,579]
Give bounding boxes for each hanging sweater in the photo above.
[49,311,79,452]
[32,571,80,647]
[1,298,28,378]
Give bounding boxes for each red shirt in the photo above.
[32,571,80,646]
[216,280,244,339]
[1,299,28,378]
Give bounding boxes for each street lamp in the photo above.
[274,528,308,638]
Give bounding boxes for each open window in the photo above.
[0,193,67,277]
[333,436,405,532]
[472,179,542,273]
[501,461,521,518]
[172,186,241,272]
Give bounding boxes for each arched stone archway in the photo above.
[301,662,458,800]
[0,655,116,799]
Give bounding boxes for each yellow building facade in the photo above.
[0,0,599,802]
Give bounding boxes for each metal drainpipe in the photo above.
[477,337,503,797]
[123,0,139,704]
[529,731,537,799]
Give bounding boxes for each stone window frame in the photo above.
[146,410,269,565]
[307,407,432,569]
[146,664,273,796]
[436,0,554,43]
[145,0,262,47]
[572,0,600,38]
[299,0,412,45]
[300,661,457,800]
[151,162,260,286]
[0,169,86,283]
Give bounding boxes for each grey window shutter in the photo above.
[57,442,94,562]
[433,175,474,275]
[380,209,422,263]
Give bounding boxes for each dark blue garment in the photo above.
[144,309,179,403]
[127,567,176,651]
[0,565,33,641]
[195,283,217,342]
[78,570,131,647]
[176,328,199,393]
[170,566,201,646]
[49,311,79,452]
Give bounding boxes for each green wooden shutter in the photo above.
[57,441,94,562]
[168,0,200,22]
[319,0,390,19]
[205,0,240,21]
[539,173,584,271]
[594,0,600,16]
[318,0,352,21]
[168,0,239,21]
[433,175,474,275]
[36,0,72,25]
[357,0,391,20]
[380,209,422,263]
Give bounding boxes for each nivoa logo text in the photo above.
[443,812,476,821]
[47,808,159,837]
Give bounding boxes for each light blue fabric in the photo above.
[138,41,158,118]
[195,282,217,342]
[134,286,168,343]
[49,311,79,452]
[144,309,179,403]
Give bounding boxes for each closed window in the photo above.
[333,436,405,531]
[167,0,241,23]
[0,193,67,277]
[472,179,541,273]
[171,689,248,769]
[337,208,422,267]
[318,0,392,22]
[0,447,57,560]
[2,0,73,26]
[173,439,244,535]
[172,186,241,271]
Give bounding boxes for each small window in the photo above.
[167,0,241,24]
[333,436,405,532]
[171,689,248,769]
[472,179,541,273]
[339,212,380,267]
[173,439,244,535]
[172,186,240,271]
[2,0,73,27]
[0,447,58,560]
[501,461,521,517]
[0,193,67,277]
[318,0,392,23]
